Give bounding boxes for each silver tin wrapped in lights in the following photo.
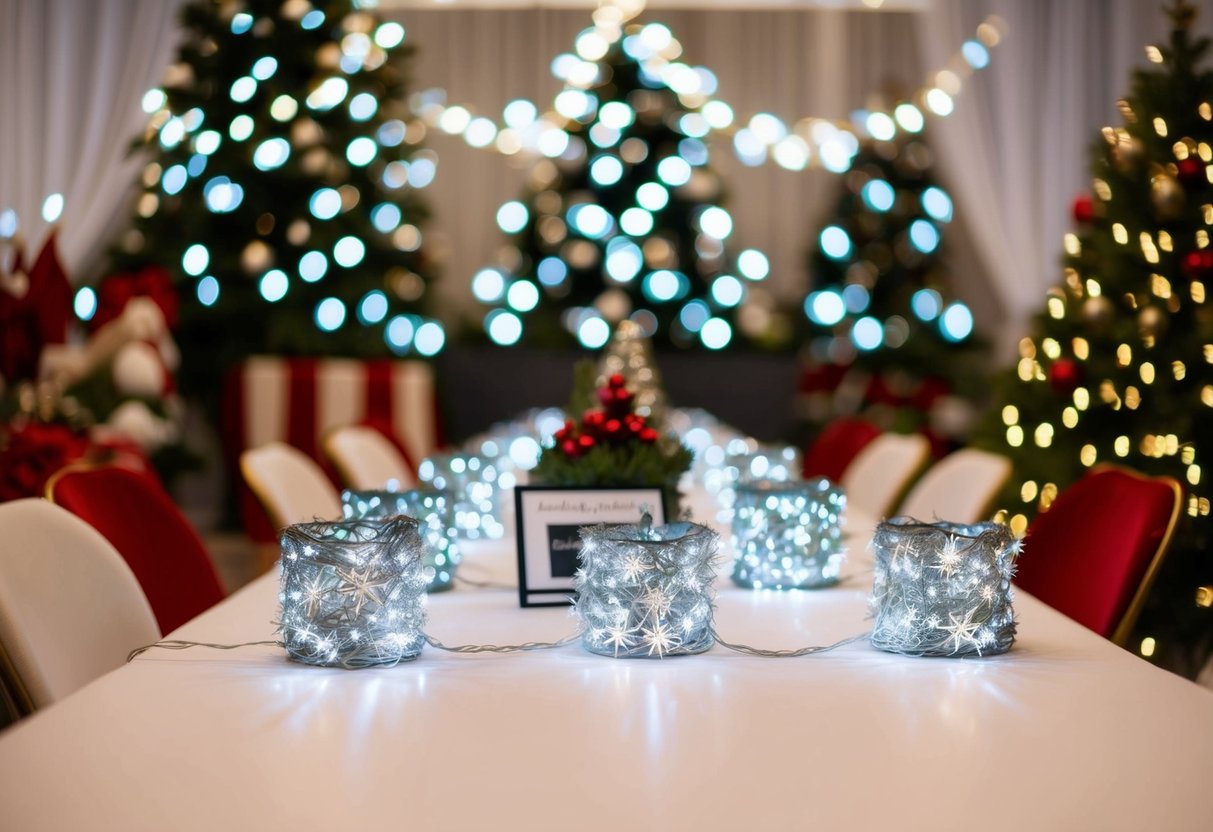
[712,442,802,523]
[279,517,429,668]
[731,478,846,589]
[341,489,462,592]
[574,518,719,658]
[870,518,1022,657]
[418,452,505,540]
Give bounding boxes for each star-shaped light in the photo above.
[604,625,633,656]
[337,566,390,617]
[621,554,648,582]
[932,535,965,577]
[641,621,680,657]
[639,585,673,617]
[301,573,330,619]
[939,607,982,654]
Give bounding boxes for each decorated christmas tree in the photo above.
[472,18,782,352]
[977,3,1212,675]
[108,0,443,396]
[799,134,984,449]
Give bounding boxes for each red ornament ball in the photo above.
[1048,358,1083,395]
[1177,157,1206,187]
[1071,195,1095,224]
[1182,249,1213,280]
[608,373,626,389]
[639,427,659,444]
[560,438,580,458]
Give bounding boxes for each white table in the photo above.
[1,529,1211,831]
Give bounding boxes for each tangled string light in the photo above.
[712,442,802,522]
[574,518,719,658]
[870,518,1021,657]
[279,517,429,668]
[731,478,846,590]
[418,452,506,540]
[341,488,462,591]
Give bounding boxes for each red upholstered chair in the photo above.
[1014,466,1182,644]
[802,418,882,482]
[46,464,225,635]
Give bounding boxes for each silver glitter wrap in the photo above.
[870,518,1021,657]
[731,478,846,589]
[574,519,719,658]
[279,517,429,668]
[341,488,462,592]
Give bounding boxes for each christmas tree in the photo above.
[108,0,443,396]
[799,134,984,447]
[472,17,781,352]
[977,3,1212,676]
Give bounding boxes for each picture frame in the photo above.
[514,485,666,607]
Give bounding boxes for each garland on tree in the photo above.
[975,1,1213,677]
[798,133,985,453]
[472,17,787,352]
[108,0,443,399]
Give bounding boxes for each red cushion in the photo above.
[802,418,882,482]
[49,466,225,634]
[1014,468,1179,638]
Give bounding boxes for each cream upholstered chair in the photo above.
[895,448,1013,525]
[840,432,931,534]
[240,442,342,529]
[324,425,417,491]
[0,499,159,715]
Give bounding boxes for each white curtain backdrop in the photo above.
[0,0,181,280]
[917,0,1213,354]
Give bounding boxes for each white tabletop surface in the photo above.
[1,521,1211,832]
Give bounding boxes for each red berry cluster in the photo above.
[553,374,659,458]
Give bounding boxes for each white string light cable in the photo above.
[409,1,1006,175]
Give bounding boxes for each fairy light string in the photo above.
[411,3,1005,174]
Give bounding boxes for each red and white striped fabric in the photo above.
[223,356,442,540]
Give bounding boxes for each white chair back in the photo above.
[0,499,159,713]
[840,432,931,529]
[324,425,417,491]
[240,442,342,529]
[896,448,1013,524]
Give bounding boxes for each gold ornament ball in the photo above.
[1137,305,1168,340]
[300,147,328,176]
[1110,137,1143,171]
[316,42,342,70]
[242,240,274,274]
[291,118,324,147]
[1150,174,1185,220]
[1081,296,1115,331]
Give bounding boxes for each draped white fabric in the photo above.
[917,0,1213,353]
[0,0,180,279]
